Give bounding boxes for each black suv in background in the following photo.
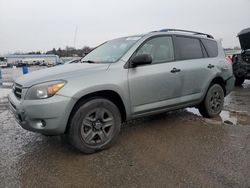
[232,28,250,85]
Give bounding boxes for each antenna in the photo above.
[73,27,78,48]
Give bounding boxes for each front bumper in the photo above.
[8,91,75,135]
[225,76,235,96]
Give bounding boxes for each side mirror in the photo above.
[130,54,152,67]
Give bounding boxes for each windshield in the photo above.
[81,36,141,63]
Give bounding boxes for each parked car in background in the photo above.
[0,57,8,68]
[47,62,55,67]
[9,29,235,153]
[232,27,250,85]
[34,61,41,66]
[55,62,63,66]
[17,61,26,67]
[63,58,82,65]
[39,61,47,66]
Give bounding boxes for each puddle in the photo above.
[186,108,239,126]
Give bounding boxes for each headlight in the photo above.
[25,81,66,100]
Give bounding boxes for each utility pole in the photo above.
[73,27,78,48]
[0,67,2,87]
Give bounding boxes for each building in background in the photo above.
[5,54,60,66]
[224,49,241,58]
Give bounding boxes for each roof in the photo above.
[238,27,250,36]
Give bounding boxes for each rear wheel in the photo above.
[235,77,245,86]
[67,98,121,153]
[198,84,224,118]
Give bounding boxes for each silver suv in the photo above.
[9,29,235,153]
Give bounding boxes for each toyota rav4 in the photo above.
[9,29,235,153]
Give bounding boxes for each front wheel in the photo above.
[198,84,224,118]
[67,98,121,153]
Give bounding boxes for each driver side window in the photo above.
[136,36,174,64]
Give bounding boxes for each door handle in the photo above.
[207,64,215,69]
[171,68,181,73]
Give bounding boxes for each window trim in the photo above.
[200,40,209,58]
[124,34,176,69]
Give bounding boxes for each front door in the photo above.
[128,36,182,115]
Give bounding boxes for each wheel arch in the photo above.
[210,77,226,95]
[65,90,127,133]
[200,76,227,104]
[198,76,226,118]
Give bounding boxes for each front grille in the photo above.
[13,83,23,99]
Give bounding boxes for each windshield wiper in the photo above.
[81,60,96,64]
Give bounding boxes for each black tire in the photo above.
[235,77,245,86]
[198,84,224,118]
[67,98,121,153]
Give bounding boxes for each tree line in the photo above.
[14,46,93,57]
[46,46,93,57]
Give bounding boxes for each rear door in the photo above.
[173,36,213,99]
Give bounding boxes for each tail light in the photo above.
[225,56,232,64]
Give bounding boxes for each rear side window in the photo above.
[201,39,218,57]
[176,37,203,60]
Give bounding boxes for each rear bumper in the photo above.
[225,76,235,96]
[8,91,75,135]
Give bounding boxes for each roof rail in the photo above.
[154,29,214,39]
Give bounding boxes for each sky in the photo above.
[0,0,250,55]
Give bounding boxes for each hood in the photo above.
[16,63,109,87]
[238,28,250,50]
